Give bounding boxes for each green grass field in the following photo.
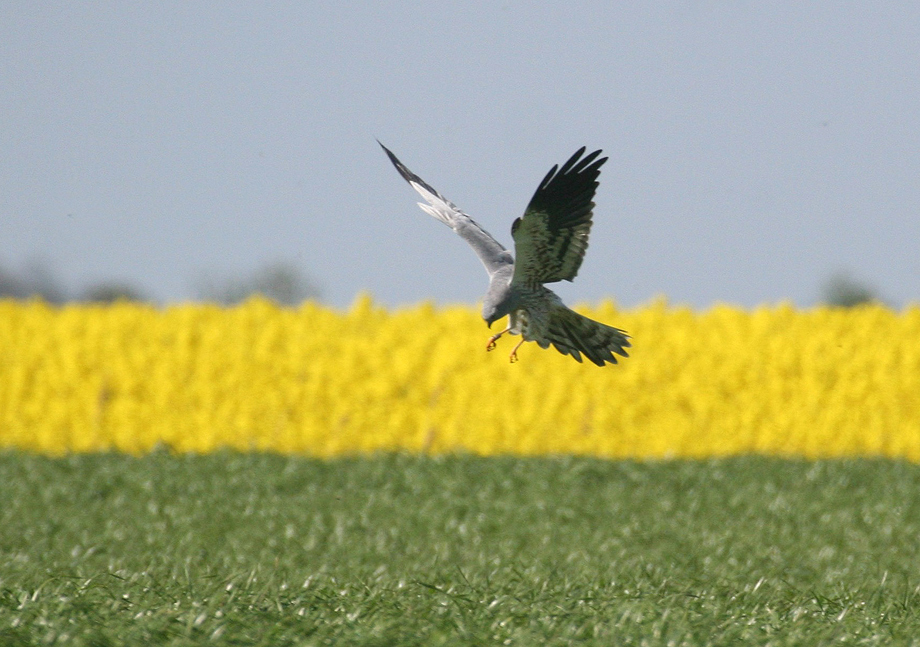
[2,452,920,646]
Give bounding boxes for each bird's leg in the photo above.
[486,326,511,352]
[508,339,525,363]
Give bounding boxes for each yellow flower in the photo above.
[1,298,918,459]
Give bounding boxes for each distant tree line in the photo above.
[0,259,71,303]
[0,258,321,306]
[0,258,887,307]
[192,262,321,306]
[819,271,882,308]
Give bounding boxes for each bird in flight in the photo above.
[380,143,630,366]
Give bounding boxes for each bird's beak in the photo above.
[487,319,494,329]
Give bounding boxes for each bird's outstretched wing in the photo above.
[380,142,513,277]
[510,147,606,287]
[538,305,630,366]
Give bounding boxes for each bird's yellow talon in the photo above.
[509,339,524,363]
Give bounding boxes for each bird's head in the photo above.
[482,301,507,329]
[482,275,515,328]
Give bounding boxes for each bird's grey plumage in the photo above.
[380,142,630,366]
[379,144,513,278]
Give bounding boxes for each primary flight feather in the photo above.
[380,143,630,366]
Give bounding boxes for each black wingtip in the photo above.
[377,140,397,164]
[566,147,606,175]
[377,141,417,185]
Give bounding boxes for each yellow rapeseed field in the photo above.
[1,296,919,458]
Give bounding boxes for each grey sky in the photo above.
[3,3,918,308]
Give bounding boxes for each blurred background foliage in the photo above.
[0,258,321,306]
[0,256,905,308]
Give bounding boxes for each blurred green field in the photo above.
[2,452,920,646]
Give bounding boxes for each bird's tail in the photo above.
[541,307,630,366]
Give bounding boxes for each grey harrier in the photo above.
[380,143,630,366]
